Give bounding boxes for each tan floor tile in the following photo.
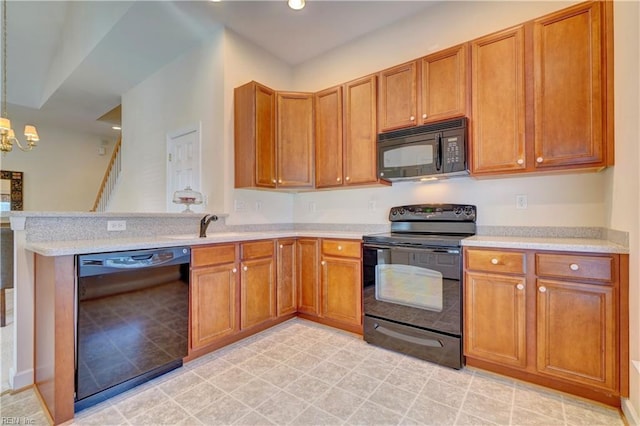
[259,363,303,388]
[233,410,275,425]
[130,399,190,425]
[209,366,256,393]
[469,373,515,404]
[563,398,625,426]
[292,405,343,425]
[513,384,564,421]
[238,353,281,376]
[284,374,332,403]
[312,386,365,420]
[157,370,205,398]
[112,386,170,419]
[308,361,352,386]
[367,382,417,416]
[384,366,429,394]
[454,411,498,425]
[461,392,512,425]
[254,390,309,424]
[348,400,404,425]
[73,405,127,425]
[189,356,234,380]
[405,396,459,425]
[336,370,382,397]
[511,407,565,425]
[327,348,368,370]
[172,381,226,414]
[230,377,281,407]
[286,351,324,372]
[193,394,251,425]
[416,378,466,409]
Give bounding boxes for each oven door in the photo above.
[363,244,461,336]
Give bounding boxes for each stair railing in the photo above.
[91,137,122,212]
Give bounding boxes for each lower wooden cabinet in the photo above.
[320,239,363,330]
[240,240,276,330]
[277,239,297,316]
[296,238,320,316]
[463,247,628,404]
[190,245,239,350]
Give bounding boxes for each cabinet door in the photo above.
[321,255,362,326]
[276,92,314,188]
[464,271,527,368]
[536,279,616,391]
[378,61,418,132]
[240,257,276,330]
[470,26,526,174]
[191,263,239,349]
[344,75,378,186]
[234,81,276,188]
[420,44,468,124]
[533,2,604,169]
[277,239,297,317]
[315,86,344,188]
[296,238,320,316]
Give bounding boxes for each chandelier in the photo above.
[0,0,39,154]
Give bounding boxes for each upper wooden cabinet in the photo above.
[315,76,382,189]
[234,81,277,188]
[470,26,526,174]
[378,44,468,133]
[533,1,608,170]
[470,1,613,176]
[420,44,469,124]
[378,61,418,132]
[276,92,314,188]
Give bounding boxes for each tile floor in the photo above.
[0,318,626,426]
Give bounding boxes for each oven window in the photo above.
[383,144,434,168]
[375,264,443,312]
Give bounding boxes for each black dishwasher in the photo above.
[75,246,190,412]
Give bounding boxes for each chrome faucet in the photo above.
[199,214,218,238]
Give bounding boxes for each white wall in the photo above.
[0,112,116,212]
[110,28,226,213]
[608,0,640,421]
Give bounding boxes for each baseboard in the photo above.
[9,367,33,391]
[623,398,640,426]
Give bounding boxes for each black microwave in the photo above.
[377,118,468,181]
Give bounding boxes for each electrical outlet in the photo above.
[234,200,246,212]
[368,200,377,211]
[308,202,316,213]
[107,220,126,231]
[516,194,528,209]
[255,200,262,211]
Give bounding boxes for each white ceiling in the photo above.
[2,0,438,138]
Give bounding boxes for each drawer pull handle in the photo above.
[491,258,499,265]
[516,284,524,291]
[539,286,547,293]
[570,263,579,271]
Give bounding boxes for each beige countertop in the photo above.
[25,230,366,256]
[462,235,628,254]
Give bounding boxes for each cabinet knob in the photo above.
[279,244,283,249]
[539,286,547,293]
[345,176,350,181]
[517,159,524,165]
[422,113,427,119]
[410,115,415,121]
[232,268,237,273]
[321,260,326,266]
[337,246,342,250]
[243,266,248,271]
[570,263,579,271]
[272,179,276,183]
[491,258,499,265]
[337,177,341,182]
[278,179,282,184]
[516,284,524,291]
[536,157,544,163]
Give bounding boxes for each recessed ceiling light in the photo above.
[288,0,305,10]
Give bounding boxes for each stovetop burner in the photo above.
[363,203,477,248]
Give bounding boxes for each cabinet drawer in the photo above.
[321,239,361,258]
[192,244,236,268]
[536,253,613,282]
[241,240,274,260]
[465,249,525,274]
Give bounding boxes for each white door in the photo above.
[167,125,201,212]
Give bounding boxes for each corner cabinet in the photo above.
[470,1,613,176]
[463,247,628,406]
[276,92,314,188]
[276,239,297,317]
[296,238,321,316]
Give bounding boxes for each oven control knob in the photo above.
[391,208,398,216]
[399,208,406,215]
[453,206,463,216]
[463,206,475,217]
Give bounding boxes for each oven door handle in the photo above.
[374,323,444,347]
[363,244,459,254]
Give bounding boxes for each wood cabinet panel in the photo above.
[240,256,276,330]
[191,263,239,349]
[315,86,344,188]
[192,244,236,268]
[533,1,604,169]
[464,271,527,368]
[297,238,320,316]
[378,61,418,132]
[471,26,526,174]
[276,92,314,188]
[321,239,361,258]
[466,248,526,274]
[234,81,276,188]
[321,255,362,326]
[536,253,613,282]
[344,75,379,186]
[421,44,468,124]
[277,239,297,316]
[241,240,274,260]
[536,278,615,390]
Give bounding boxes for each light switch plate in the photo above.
[107,220,126,231]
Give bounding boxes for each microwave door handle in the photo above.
[435,134,442,171]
